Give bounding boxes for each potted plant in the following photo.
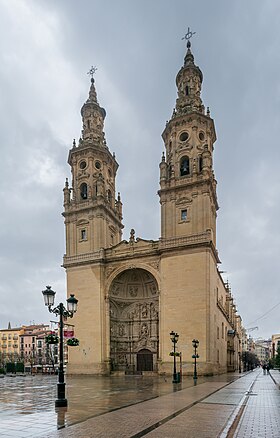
[66,337,79,347]
[45,333,59,345]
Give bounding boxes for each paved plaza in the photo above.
[0,369,279,437]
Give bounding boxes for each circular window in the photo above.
[179,132,189,142]
[199,132,205,141]
[95,161,101,169]
[79,160,87,170]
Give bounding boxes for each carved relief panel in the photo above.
[109,268,159,372]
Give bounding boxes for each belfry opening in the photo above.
[109,269,159,373]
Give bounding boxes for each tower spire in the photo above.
[80,66,106,144]
[86,66,98,103]
[174,30,204,116]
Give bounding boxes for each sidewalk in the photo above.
[45,372,257,438]
[45,369,280,438]
[231,371,280,437]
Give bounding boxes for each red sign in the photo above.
[64,330,74,338]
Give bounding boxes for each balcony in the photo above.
[1,336,7,341]
[2,344,7,348]
[13,335,18,340]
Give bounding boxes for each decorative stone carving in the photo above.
[129,286,138,297]
[111,283,120,296]
[106,266,117,279]
[129,228,135,243]
[118,324,125,336]
[148,261,160,271]
[149,284,157,295]
[109,268,159,371]
[141,303,148,318]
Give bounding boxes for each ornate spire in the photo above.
[174,29,204,115]
[80,67,106,145]
[87,78,98,104]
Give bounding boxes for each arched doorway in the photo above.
[109,268,159,373]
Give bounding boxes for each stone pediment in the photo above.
[105,237,159,259]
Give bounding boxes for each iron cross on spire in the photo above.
[87,66,97,80]
[182,27,196,48]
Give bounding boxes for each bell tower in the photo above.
[159,39,218,245]
[63,70,123,256]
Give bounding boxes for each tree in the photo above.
[242,351,259,371]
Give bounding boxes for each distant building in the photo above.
[62,41,244,375]
[19,324,51,372]
[0,323,23,363]
[271,333,280,358]
[254,340,270,363]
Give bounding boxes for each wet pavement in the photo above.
[0,370,279,437]
[0,372,239,437]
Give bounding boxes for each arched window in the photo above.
[87,120,90,129]
[198,156,203,172]
[180,157,190,176]
[80,183,88,200]
[185,85,189,96]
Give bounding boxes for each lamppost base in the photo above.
[55,398,68,408]
[56,382,67,407]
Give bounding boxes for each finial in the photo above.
[207,107,210,117]
[65,177,69,188]
[162,151,165,162]
[117,192,121,202]
[182,27,196,48]
[87,66,97,82]
[129,228,135,243]
[73,138,76,148]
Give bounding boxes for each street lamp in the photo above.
[170,331,179,383]
[42,286,78,407]
[192,339,199,385]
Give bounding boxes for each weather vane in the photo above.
[182,27,196,47]
[87,66,97,79]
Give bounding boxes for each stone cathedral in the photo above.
[62,41,243,376]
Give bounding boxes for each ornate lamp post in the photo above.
[42,286,78,407]
[170,331,179,383]
[192,339,199,385]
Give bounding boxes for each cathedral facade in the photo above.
[62,42,242,376]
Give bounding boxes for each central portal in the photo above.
[109,268,159,373]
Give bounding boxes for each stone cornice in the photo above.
[63,230,220,268]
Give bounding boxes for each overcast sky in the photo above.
[0,0,279,341]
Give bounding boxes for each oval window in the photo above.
[95,161,101,169]
[79,160,87,170]
[199,132,205,141]
[179,132,189,142]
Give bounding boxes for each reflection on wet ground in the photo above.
[0,372,240,437]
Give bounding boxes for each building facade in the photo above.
[63,42,243,376]
[0,323,22,364]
